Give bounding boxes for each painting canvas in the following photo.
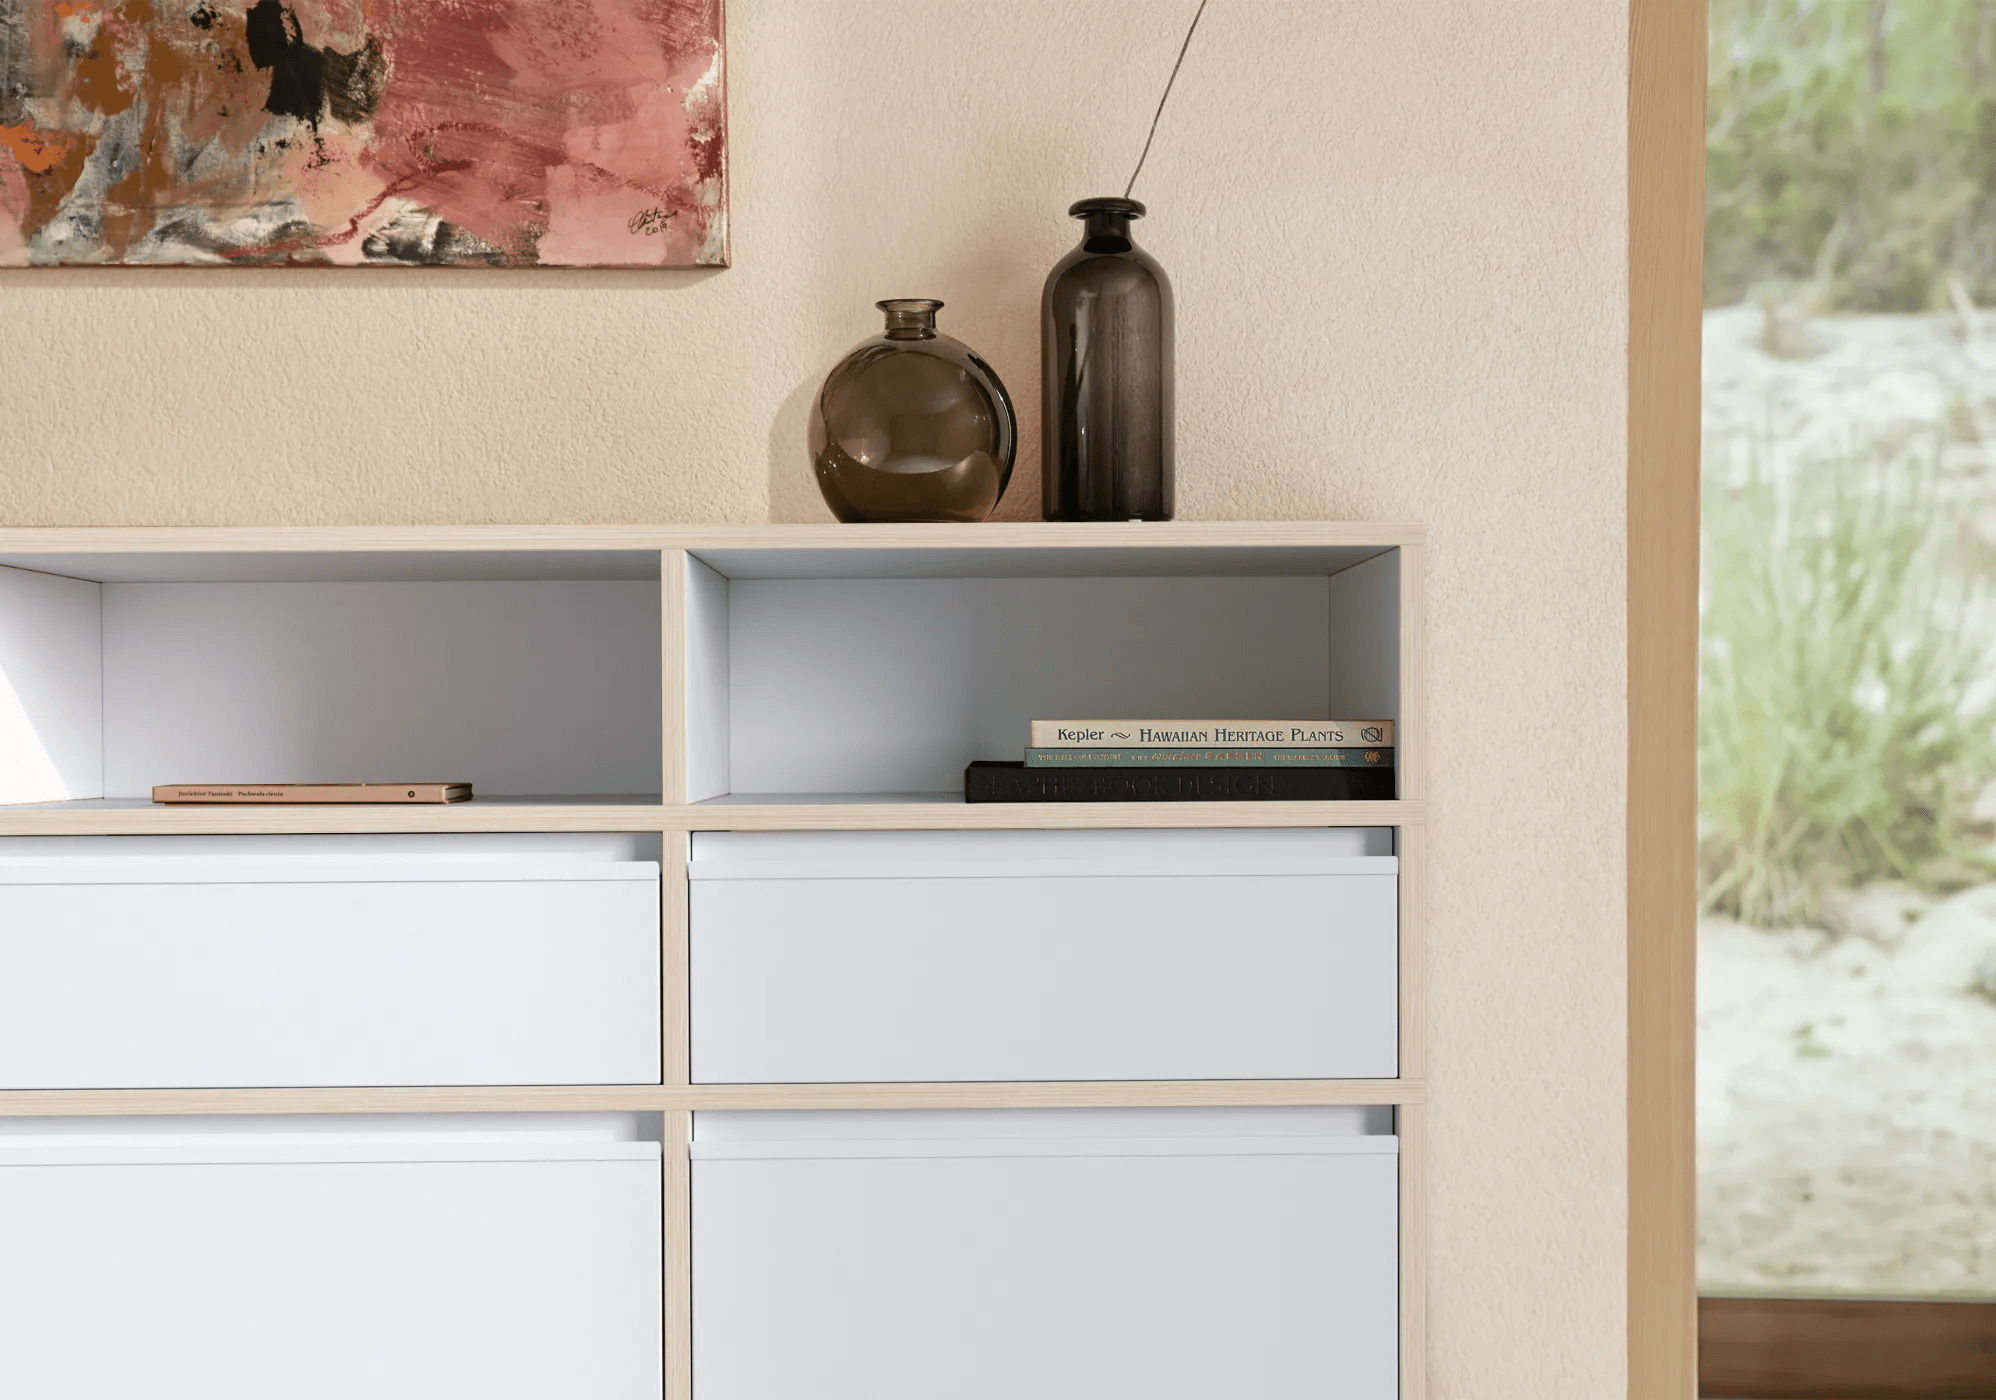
[0,0,727,266]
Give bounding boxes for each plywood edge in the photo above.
[0,803,672,835]
[0,520,1426,555]
[1399,1101,1429,1400]
[661,831,691,1087]
[679,520,1428,552]
[0,1086,686,1115]
[677,1079,1429,1109]
[0,1079,1431,1117]
[1396,543,1427,804]
[674,799,1427,831]
[0,799,1427,835]
[664,1109,693,1400]
[1398,824,1429,1083]
[661,550,689,805]
[0,525,681,553]
[0,798,1427,835]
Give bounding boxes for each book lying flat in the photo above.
[965,761,1394,803]
[152,783,474,805]
[1031,720,1395,748]
[1025,747,1393,768]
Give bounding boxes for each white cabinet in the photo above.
[0,835,662,1089]
[0,532,1423,1395]
[690,829,1399,1082]
[0,1114,663,1400]
[691,1107,1400,1400]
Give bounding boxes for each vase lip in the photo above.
[877,298,944,313]
[1068,196,1146,219]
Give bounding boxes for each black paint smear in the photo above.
[363,218,508,267]
[245,0,324,123]
[322,34,384,125]
[188,3,218,30]
[243,1,381,128]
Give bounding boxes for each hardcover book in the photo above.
[1024,747,1393,768]
[964,761,1395,803]
[153,783,474,805]
[1030,720,1395,748]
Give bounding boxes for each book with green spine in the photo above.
[1024,747,1392,768]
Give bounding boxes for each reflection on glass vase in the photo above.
[810,299,1018,524]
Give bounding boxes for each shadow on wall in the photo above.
[767,373,828,524]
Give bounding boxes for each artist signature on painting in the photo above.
[628,206,675,237]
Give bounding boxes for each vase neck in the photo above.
[1069,196,1144,255]
[878,298,942,340]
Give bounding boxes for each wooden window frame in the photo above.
[1628,0,1703,1396]
[1629,11,1996,1396]
[1699,1296,1996,1399]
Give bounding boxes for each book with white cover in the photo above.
[1030,720,1393,748]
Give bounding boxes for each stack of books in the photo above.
[964,721,1395,803]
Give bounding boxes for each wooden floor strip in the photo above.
[1700,1296,1996,1399]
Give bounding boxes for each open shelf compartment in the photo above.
[678,541,1406,805]
[0,551,665,809]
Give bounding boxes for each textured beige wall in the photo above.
[0,1,1629,1393]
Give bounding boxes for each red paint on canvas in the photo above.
[0,0,727,266]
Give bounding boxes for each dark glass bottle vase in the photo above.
[1041,197,1174,521]
[810,299,1017,524]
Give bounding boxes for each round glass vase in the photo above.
[809,299,1018,524]
[1041,196,1175,521]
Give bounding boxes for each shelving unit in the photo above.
[0,522,1427,1400]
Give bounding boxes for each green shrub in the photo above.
[1708,0,1996,310]
[1699,451,1996,924]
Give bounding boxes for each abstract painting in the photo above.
[0,0,726,266]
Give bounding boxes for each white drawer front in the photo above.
[690,829,1397,1083]
[0,839,661,1089]
[0,1115,662,1400]
[691,1107,1399,1400]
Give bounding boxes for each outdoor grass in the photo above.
[1699,451,1996,926]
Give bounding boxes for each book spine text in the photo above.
[1030,720,1395,748]
[1024,747,1393,768]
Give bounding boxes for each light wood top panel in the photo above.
[0,1079,1429,1117]
[0,522,1420,582]
[0,797,668,835]
[0,549,669,583]
[0,797,1423,834]
[682,798,1422,831]
[0,521,1424,553]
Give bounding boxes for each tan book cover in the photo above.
[152,783,474,805]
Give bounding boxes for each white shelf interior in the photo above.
[0,566,662,805]
[683,550,1401,801]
